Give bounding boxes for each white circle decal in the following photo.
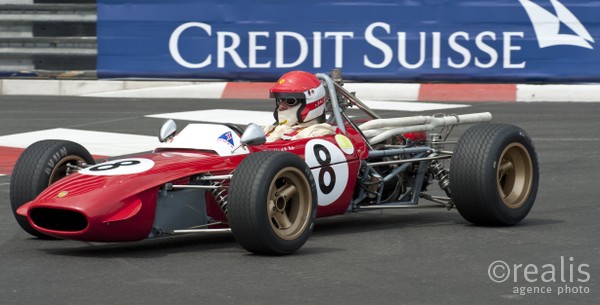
[305,139,349,206]
[79,158,155,176]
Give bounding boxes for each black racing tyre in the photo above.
[450,124,539,226]
[10,140,95,238]
[228,151,318,255]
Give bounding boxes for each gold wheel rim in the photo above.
[267,167,312,241]
[49,156,85,184]
[496,143,533,209]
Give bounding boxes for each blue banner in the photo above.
[97,0,600,82]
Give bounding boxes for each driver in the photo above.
[264,71,336,142]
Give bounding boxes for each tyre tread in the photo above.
[450,124,538,225]
[228,151,317,255]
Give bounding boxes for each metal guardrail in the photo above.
[0,37,96,56]
[0,4,96,23]
[0,3,97,75]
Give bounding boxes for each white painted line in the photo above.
[84,83,228,99]
[362,100,469,112]
[517,84,600,102]
[533,137,600,142]
[0,128,158,157]
[146,109,276,126]
[344,83,420,101]
[147,101,467,129]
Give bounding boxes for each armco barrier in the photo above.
[98,0,600,82]
[0,2,96,75]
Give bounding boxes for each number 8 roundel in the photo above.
[79,158,155,176]
[304,139,349,206]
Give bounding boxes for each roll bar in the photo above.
[316,73,348,135]
[316,71,492,145]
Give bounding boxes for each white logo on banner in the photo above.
[519,0,594,49]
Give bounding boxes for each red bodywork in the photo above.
[17,125,368,242]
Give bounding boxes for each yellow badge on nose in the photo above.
[335,134,355,155]
[57,191,69,198]
[279,79,285,84]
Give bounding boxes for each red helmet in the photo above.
[270,71,327,124]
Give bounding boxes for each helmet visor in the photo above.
[273,92,306,108]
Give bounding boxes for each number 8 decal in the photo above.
[305,140,349,206]
[313,144,336,195]
[89,160,141,172]
[79,158,154,176]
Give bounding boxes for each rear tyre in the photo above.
[228,151,317,255]
[450,124,538,225]
[10,140,95,238]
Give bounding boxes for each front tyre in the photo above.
[10,140,95,238]
[228,151,317,255]
[450,124,539,226]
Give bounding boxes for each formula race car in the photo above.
[10,70,539,255]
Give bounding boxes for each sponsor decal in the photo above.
[520,0,594,49]
[99,0,600,81]
[169,21,528,70]
[335,134,354,155]
[217,131,235,147]
[167,1,593,72]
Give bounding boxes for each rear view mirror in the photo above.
[158,119,177,143]
[240,123,266,146]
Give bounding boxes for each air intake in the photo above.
[30,208,88,232]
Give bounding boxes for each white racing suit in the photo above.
[263,121,336,143]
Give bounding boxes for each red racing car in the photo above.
[10,70,539,255]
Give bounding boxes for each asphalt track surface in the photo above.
[0,96,598,305]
